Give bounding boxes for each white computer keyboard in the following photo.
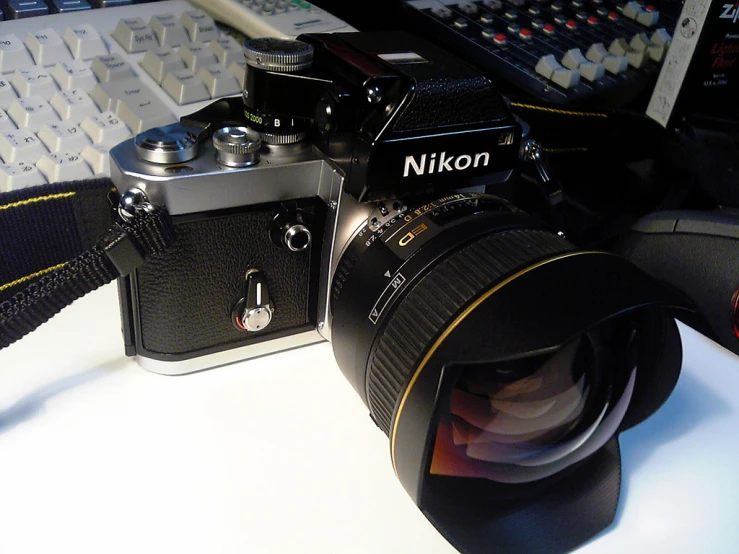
[0,0,248,191]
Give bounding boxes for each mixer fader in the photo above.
[404,0,678,104]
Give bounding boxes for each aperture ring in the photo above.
[366,228,574,436]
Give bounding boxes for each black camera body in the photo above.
[111,31,521,374]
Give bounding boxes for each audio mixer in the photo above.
[403,0,679,104]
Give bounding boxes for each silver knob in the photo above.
[284,224,312,252]
[232,269,273,332]
[243,37,314,72]
[134,123,201,164]
[212,126,261,167]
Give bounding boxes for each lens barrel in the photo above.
[330,193,689,554]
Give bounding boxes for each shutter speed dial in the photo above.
[232,269,273,332]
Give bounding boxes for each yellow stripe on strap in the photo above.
[0,262,68,293]
[510,102,609,118]
[0,191,77,212]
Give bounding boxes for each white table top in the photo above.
[1,283,739,554]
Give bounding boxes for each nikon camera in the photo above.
[111,32,694,554]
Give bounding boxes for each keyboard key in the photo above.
[0,80,18,111]
[198,66,241,98]
[51,60,98,91]
[112,18,158,54]
[89,80,125,111]
[81,143,110,175]
[51,0,93,12]
[10,67,59,100]
[0,130,48,163]
[0,34,35,73]
[8,96,60,133]
[81,110,131,146]
[210,36,244,67]
[89,0,133,6]
[37,152,93,182]
[90,77,176,133]
[0,109,17,133]
[140,46,186,84]
[63,25,108,59]
[7,0,49,19]
[50,88,99,124]
[149,13,190,47]
[38,122,91,153]
[181,10,220,42]
[0,161,46,192]
[162,69,210,105]
[91,54,136,82]
[25,29,73,66]
[228,60,247,86]
[180,41,218,73]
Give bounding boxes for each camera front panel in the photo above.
[119,200,325,368]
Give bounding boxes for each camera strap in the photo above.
[0,179,176,350]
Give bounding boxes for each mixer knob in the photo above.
[483,0,503,11]
[551,68,580,89]
[431,6,453,19]
[579,62,606,82]
[535,54,562,79]
[627,50,647,68]
[637,5,659,26]
[608,38,629,57]
[630,33,650,52]
[604,54,628,74]
[586,43,609,63]
[561,48,586,70]
[622,1,642,19]
[650,28,672,45]
[647,43,666,63]
[458,2,479,15]
[453,18,469,30]
[519,28,534,39]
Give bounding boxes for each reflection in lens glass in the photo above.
[429,327,636,484]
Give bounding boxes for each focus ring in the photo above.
[366,228,574,435]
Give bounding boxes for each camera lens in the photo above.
[429,324,636,484]
[329,193,685,554]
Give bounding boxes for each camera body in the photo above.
[110,31,521,375]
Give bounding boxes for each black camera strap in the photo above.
[0,179,176,350]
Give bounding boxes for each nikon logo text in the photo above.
[403,151,490,177]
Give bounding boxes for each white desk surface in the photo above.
[1,283,739,554]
